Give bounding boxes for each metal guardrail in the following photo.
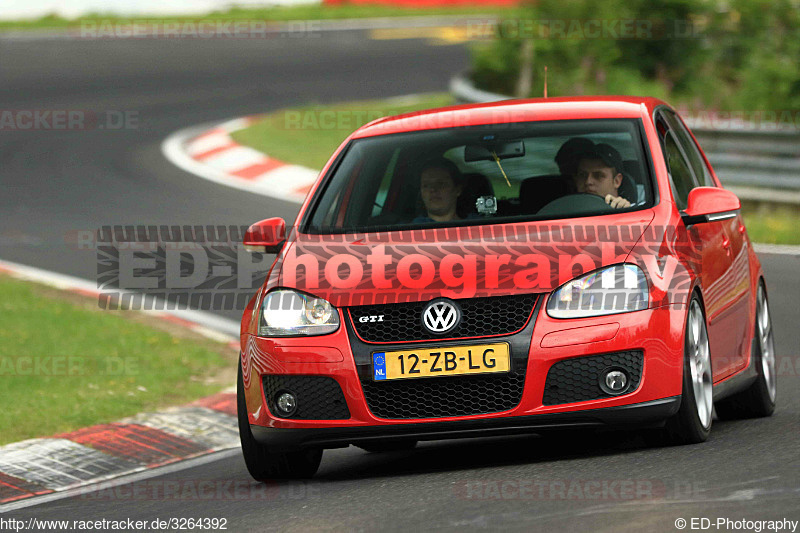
[450,74,800,192]
[688,128,800,190]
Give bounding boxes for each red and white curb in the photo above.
[0,259,242,508]
[161,117,318,204]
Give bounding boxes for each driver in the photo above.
[573,143,632,209]
[414,158,464,223]
[554,137,594,185]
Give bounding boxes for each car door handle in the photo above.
[738,224,746,234]
[722,237,730,247]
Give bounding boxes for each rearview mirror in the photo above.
[681,187,741,226]
[464,140,525,162]
[243,217,286,253]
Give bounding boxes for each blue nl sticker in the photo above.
[373,352,386,381]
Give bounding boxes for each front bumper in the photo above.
[251,396,681,451]
[241,300,687,445]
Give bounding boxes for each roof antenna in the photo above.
[544,66,548,98]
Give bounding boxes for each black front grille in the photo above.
[543,351,644,405]
[349,293,538,343]
[360,369,526,419]
[263,375,350,420]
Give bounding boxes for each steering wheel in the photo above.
[536,193,614,217]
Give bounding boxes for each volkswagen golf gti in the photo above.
[236,97,776,479]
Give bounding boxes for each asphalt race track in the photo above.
[1,30,799,531]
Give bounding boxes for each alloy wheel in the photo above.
[688,300,713,429]
[757,286,777,403]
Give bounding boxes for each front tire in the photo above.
[651,295,713,445]
[237,360,322,480]
[715,282,777,419]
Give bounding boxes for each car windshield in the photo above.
[304,118,653,234]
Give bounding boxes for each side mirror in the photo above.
[243,218,286,253]
[681,187,741,226]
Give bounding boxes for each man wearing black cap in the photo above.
[554,137,595,180]
[573,142,632,209]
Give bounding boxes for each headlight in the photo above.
[259,289,340,336]
[546,264,648,319]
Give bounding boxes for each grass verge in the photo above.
[231,93,800,245]
[0,7,508,31]
[230,93,455,169]
[0,274,236,445]
[740,205,800,245]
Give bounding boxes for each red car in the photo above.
[237,97,776,479]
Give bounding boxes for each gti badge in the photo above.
[422,298,461,334]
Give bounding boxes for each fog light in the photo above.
[600,369,629,395]
[275,391,297,416]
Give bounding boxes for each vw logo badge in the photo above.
[422,299,461,334]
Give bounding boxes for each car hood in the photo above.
[272,211,656,307]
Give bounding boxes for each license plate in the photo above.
[372,343,510,381]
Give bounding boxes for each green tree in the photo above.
[469,0,800,113]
